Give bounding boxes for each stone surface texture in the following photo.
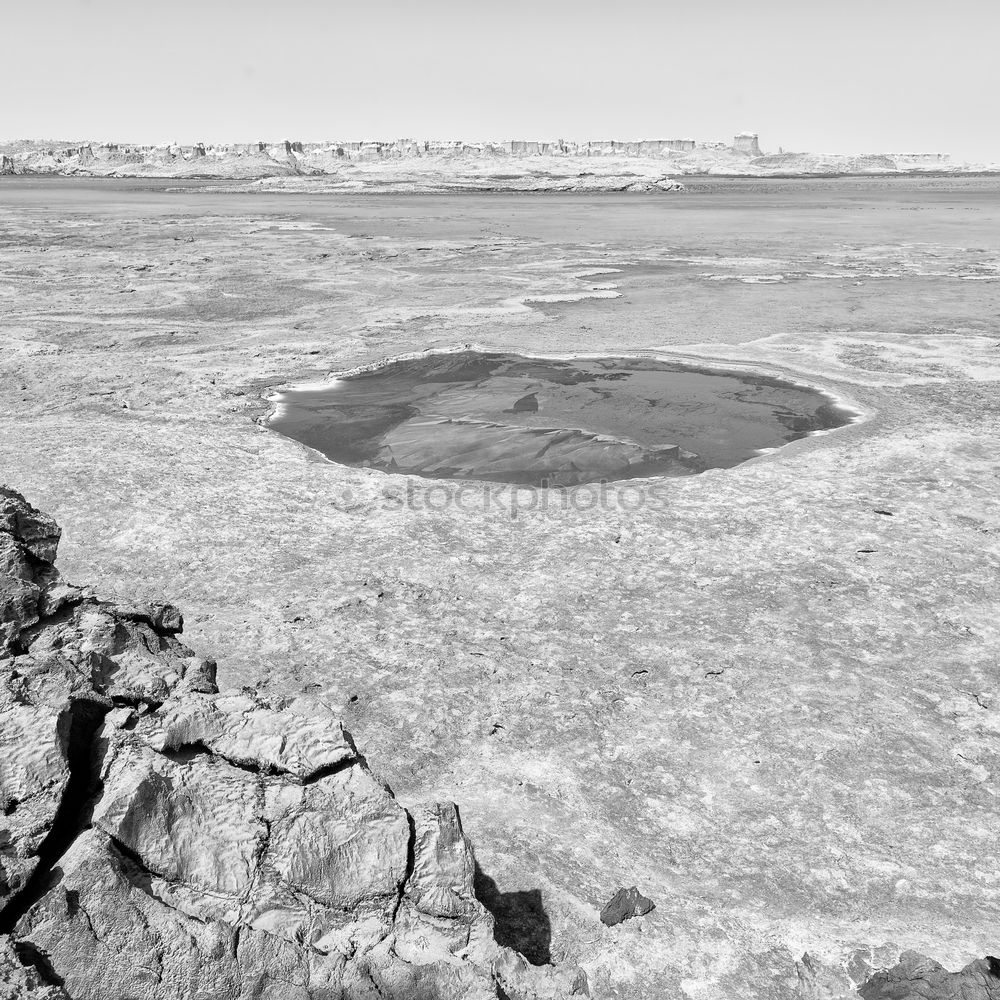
[0,489,586,999]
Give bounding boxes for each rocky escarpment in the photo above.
[0,487,587,999]
[0,136,971,183]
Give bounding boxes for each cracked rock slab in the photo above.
[141,691,357,780]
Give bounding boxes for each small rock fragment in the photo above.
[599,886,655,926]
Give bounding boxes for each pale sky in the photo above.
[3,0,998,162]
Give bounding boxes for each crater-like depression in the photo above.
[267,351,855,486]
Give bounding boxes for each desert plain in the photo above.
[2,174,999,998]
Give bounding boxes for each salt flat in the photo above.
[2,176,999,998]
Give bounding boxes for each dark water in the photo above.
[267,352,853,486]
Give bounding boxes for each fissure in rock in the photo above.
[160,740,357,784]
[0,698,109,934]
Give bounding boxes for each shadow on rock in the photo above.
[474,862,551,966]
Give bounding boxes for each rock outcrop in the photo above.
[0,487,587,999]
[859,951,1000,1000]
[733,131,763,156]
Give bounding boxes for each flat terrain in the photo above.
[2,176,999,998]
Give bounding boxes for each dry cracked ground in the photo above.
[2,175,1000,998]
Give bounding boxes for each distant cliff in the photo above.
[0,134,982,187]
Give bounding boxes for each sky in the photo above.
[3,0,998,162]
